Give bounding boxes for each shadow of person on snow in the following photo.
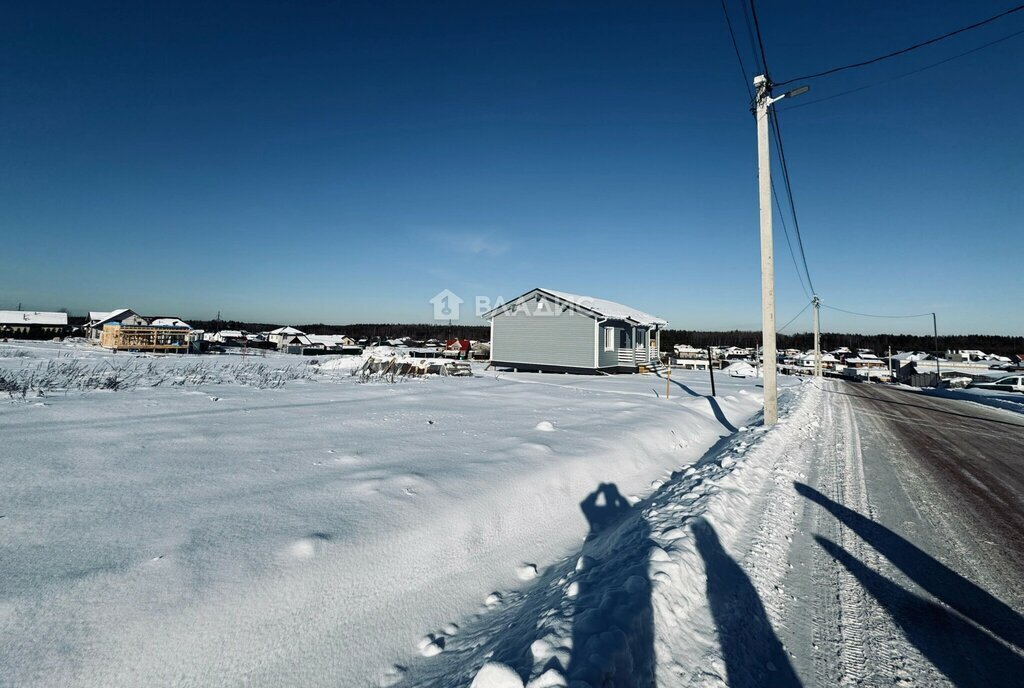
[567,483,657,687]
[795,482,1024,651]
[816,536,1024,685]
[692,518,802,688]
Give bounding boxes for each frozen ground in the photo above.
[1,342,791,687]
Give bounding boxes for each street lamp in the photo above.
[753,75,809,425]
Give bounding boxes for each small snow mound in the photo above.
[575,555,593,573]
[721,457,737,468]
[648,546,671,563]
[418,633,445,657]
[526,668,568,687]
[442,623,460,636]
[378,665,406,687]
[566,581,580,598]
[534,420,555,432]
[288,538,317,560]
[485,592,503,608]
[471,662,524,688]
[516,563,539,581]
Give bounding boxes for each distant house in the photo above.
[0,310,69,339]
[483,288,666,374]
[268,326,313,350]
[85,309,147,343]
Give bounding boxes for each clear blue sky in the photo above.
[2,1,1021,335]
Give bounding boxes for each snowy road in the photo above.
[779,380,1024,687]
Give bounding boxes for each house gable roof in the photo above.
[483,288,666,327]
[91,308,137,328]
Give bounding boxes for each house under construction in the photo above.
[100,324,192,353]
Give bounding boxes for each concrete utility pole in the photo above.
[813,295,822,377]
[753,75,809,426]
[755,75,778,425]
[932,312,941,379]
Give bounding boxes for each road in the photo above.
[780,380,1024,686]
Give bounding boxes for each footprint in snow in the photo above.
[515,563,538,581]
[417,633,445,657]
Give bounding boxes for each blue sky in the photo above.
[2,1,1021,335]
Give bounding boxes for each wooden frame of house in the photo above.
[483,288,666,374]
[100,324,190,353]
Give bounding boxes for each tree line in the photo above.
[68,316,1022,356]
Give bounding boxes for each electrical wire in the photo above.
[822,304,933,319]
[778,300,812,333]
[733,0,819,298]
[780,27,1024,112]
[772,181,811,299]
[774,3,1024,87]
[768,108,816,295]
[720,0,754,100]
[747,0,771,78]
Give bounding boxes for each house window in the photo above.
[619,329,631,348]
[604,327,615,351]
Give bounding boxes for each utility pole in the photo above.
[753,75,809,425]
[812,295,822,377]
[754,74,778,424]
[932,312,941,380]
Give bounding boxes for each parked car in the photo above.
[969,375,1024,393]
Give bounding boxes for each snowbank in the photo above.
[0,347,772,687]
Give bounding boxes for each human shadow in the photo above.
[816,536,1024,685]
[796,482,1024,651]
[692,518,802,688]
[568,483,656,687]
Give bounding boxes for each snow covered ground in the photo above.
[1,342,802,687]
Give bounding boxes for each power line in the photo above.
[720,0,812,299]
[775,3,1024,87]
[720,0,754,100]
[739,0,765,75]
[743,0,817,298]
[778,300,812,333]
[747,0,771,78]
[768,108,816,295]
[781,27,1024,112]
[772,182,811,299]
[822,304,933,319]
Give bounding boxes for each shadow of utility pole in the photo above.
[816,536,1024,685]
[795,482,1024,651]
[692,518,801,688]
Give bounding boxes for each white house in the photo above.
[268,326,313,350]
[85,309,147,342]
[0,310,69,339]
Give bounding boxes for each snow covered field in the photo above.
[0,342,803,687]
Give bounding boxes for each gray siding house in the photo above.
[483,288,666,374]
